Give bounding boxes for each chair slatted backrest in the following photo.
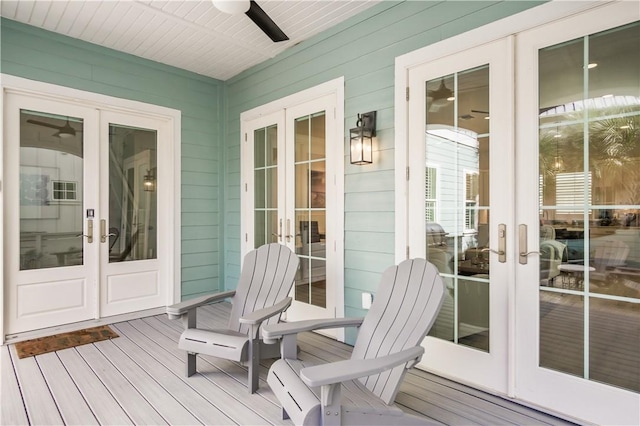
[228,243,299,334]
[350,258,445,404]
[594,240,629,270]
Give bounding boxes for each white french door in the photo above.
[99,110,167,318]
[402,2,639,423]
[406,37,514,393]
[5,95,99,335]
[514,3,640,424]
[4,91,170,336]
[242,82,344,335]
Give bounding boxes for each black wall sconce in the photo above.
[143,169,156,192]
[350,111,376,165]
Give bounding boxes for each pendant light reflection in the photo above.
[350,111,376,165]
[144,169,156,192]
[553,130,563,172]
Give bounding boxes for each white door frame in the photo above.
[406,36,514,395]
[514,3,640,424]
[395,1,639,422]
[1,75,181,343]
[395,0,615,399]
[240,77,345,341]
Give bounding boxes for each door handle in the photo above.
[493,223,507,263]
[77,219,94,243]
[481,247,505,256]
[478,224,506,263]
[271,218,283,242]
[100,219,117,243]
[285,219,293,242]
[519,224,540,264]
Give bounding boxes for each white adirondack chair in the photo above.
[591,239,630,282]
[264,258,445,425]
[167,243,299,393]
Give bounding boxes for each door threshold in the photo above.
[3,307,166,345]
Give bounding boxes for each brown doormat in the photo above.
[14,325,119,359]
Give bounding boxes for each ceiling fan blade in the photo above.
[26,119,63,130]
[245,1,289,42]
[471,109,489,115]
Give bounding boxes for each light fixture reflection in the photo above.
[144,169,156,192]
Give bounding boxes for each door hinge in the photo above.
[244,133,247,142]
[245,183,248,192]
[245,233,248,242]
[406,87,409,101]
[406,166,410,181]
[406,246,410,259]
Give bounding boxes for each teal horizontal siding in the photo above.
[1,17,224,301]
[344,231,395,254]
[2,0,546,337]
[224,1,543,343]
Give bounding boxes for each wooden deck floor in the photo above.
[1,303,576,425]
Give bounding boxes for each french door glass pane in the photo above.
[108,124,157,262]
[424,65,491,352]
[253,125,278,247]
[20,110,84,270]
[538,21,640,393]
[294,112,327,308]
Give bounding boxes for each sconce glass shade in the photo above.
[144,170,156,192]
[350,111,376,165]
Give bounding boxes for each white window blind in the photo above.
[556,172,592,214]
[425,166,437,221]
[465,172,479,229]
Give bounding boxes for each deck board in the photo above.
[35,351,99,425]
[55,348,134,425]
[10,345,65,425]
[1,303,576,426]
[115,319,279,424]
[0,346,29,425]
[74,343,168,425]
[107,323,236,425]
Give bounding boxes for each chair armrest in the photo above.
[262,317,364,344]
[166,290,236,319]
[300,346,425,388]
[239,297,292,326]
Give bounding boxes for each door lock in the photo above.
[77,219,94,243]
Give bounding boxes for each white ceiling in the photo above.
[0,0,381,81]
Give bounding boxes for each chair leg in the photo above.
[186,352,196,377]
[248,338,259,393]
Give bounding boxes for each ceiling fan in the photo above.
[27,118,77,138]
[212,0,289,43]
[428,79,454,103]
[427,78,456,111]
